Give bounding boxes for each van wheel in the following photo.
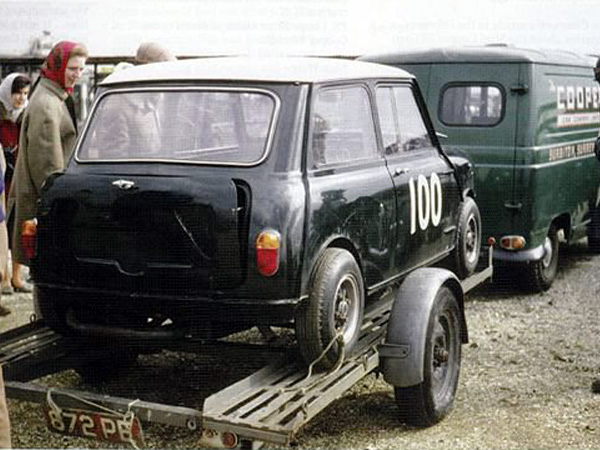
[453,197,482,279]
[296,248,364,370]
[394,287,461,427]
[587,207,600,253]
[525,225,559,291]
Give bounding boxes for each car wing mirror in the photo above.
[595,136,600,162]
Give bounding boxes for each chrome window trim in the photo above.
[74,86,282,167]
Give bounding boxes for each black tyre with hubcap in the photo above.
[587,205,600,253]
[524,225,559,292]
[296,248,365,370]
[453,197,482,279]
[394,286,462,427]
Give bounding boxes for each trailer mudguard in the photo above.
[378,267,467,387]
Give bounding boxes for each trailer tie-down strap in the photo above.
[278,330,345,395]
[46,388,142,449]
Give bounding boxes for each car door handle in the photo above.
[394,167,410,177]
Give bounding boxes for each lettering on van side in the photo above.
[408,173,442,235]
[556,85,600,128]
[548,141,595,162]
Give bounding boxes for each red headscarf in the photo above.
[41,41,78,94]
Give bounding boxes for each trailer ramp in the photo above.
[202,297,392,445]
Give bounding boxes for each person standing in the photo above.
[11,41,87,266]
[0,143,9,317]
[0,73,32,294]
[0,366,10,448]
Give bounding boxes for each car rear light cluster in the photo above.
[256,229,280,277]
[21,219,38,260]
[499,235,526,250]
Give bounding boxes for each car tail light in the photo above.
[21,219,38,260]
[499,235,526,250]
[256,229,280,277]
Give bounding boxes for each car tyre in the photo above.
[453,197,482,279]
[34,286,73,335]
[75,348,139,384]
[296,248,364,370]
[524,225,559,292]
[394,287,462,427]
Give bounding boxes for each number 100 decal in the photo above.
[409,173,442,235]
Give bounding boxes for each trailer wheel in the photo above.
[394,287,461,427]
[524,225,558,292]
[453,197,481,279]
[296,248,364,370]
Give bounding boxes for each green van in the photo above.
[361,46,600,291]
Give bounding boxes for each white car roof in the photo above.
[101,56,414,85]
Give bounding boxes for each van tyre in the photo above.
[525,225,559,292]
[394,287,461,427]
[587,206,600,254]
[296,248,364,370]
[453,197,482,279]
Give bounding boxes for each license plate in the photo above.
[44,407,145,447]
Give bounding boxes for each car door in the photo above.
[375,83,460,272]
[305,83,397,287]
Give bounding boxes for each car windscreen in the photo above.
[77,88,279,165]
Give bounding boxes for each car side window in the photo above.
[376,85,434,155]
[311,86,377,168]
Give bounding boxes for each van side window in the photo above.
[440,85,503,126]
[376,85,434,154]
[311,86,377,167]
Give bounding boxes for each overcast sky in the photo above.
[1,0,598,58]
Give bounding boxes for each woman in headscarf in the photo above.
[11,41,88,266]
[0,73,31,294]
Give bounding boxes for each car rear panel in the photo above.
[34,170,248,292]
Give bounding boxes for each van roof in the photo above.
[359,45,596,68]
[101,56,414,85]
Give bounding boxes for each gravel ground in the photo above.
[1,240,599,449]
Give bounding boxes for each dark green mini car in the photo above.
[31,57,481,368]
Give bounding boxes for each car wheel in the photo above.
[75,348,139,384]
[34,286,73,335]
[394,287,461,427]
[295,248,364,370]
[453,197,482,279]
[524,225,559,292]
[587,206,600,253]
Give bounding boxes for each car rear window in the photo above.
[77,88,278,164]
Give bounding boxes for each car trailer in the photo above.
[0,249,493,449]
